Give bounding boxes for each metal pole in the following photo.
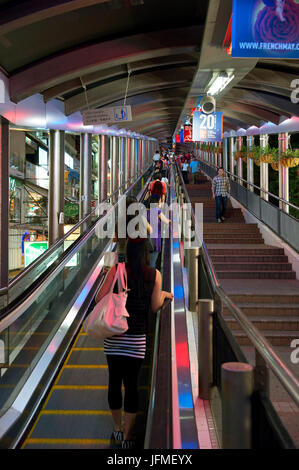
[0,117,9,290]
[260,134,269,201]
[237,136,243,186]
[96,134,101,206]
[247,135,254,192]
[100,134,108,201]
[221,362,254,449]
[224,138,228,172]
[279,132,289,214]
[48,129,65,246]
[229,137,235,180]
[188,247,199,312]
[198,299,214,400]
[80,132,92,229]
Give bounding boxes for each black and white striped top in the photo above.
[104,334,146,359]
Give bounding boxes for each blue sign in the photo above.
[232,0,299,59]
[180,128,184,143]
[192,111,223,142]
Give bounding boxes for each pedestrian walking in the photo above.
[211,167,231,223]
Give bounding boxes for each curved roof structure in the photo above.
[0,0,298,140]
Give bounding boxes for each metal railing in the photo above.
[198,156,299,252]
[175,163,299,448]
[0,167,152,307]
[0,167,153,447]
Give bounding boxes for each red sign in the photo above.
[176,134,180,143]
[184,125,193,142]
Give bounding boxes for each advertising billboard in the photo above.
[183,125,193,142]
[232,0,299,59]
[192,111,223,142]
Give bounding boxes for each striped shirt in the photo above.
[212,175,230,196]
[104,334,146,359]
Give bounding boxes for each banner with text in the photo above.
[193,111,223,142]
[232,0,299,59]
[184,125,193,142]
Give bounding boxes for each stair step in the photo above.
[233,330,299,346]
[224,316,299,331]
[208,248,285,255]
[229,295,299,304]
[205,233,263,239]
[206,239,264,244]
[217,271,296,279]
[214,263,292,271]
[212,255,288,263]
[223,303,299,316]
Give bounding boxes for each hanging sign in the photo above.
[183,125,193,142]
[232,0,299,59]
[82,106,132,126]
[193,111,223,142]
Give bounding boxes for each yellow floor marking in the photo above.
[54,385,108,390]
[25,438,110,445]
[72,348,104,351]
[41,410,111,415]
[64,364,108,368]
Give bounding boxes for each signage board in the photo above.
[232,0,299,59]
[184,125,193,142]
[24,241,48,267]
[193,111,223,142]
[82,106,132,126]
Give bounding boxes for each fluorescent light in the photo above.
[208,73,235,96]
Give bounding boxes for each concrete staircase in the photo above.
[186,176,299,347]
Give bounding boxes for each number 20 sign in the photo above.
[192,111,223,142]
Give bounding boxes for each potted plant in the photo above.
[280,148,299,168]
[260,145,278,164]
[234,144,247,160]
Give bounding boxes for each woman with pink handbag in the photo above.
[95,237,173,449]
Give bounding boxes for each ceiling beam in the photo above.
[10,26,202,102]
[0,0,110,35]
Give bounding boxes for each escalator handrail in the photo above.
[0,168,153,333]
[0,167,151,295]
[176,163,299,408]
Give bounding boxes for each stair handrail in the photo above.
[176,163,299,408]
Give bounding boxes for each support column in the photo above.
[130,138,136,182]
[119,137,124,194]
[224,138,228,171]
[0,117,9,290]
[80,132,92,225]
[126,137,131,187]
[96,135,101,207]
[229,137,235,180]
[100,135,108,201]
[237,136,243,186]
[279,132,289,213]
[49,129,65,246]
[247,135,254,192]
[260,134,269,201]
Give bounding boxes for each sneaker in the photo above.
[122,439,136,449]
[221,216,225,221]
[217,218,222,223]
[111,430,123,442]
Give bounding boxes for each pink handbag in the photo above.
[84,263,130,339]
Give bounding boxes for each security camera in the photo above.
[200,95,216,114]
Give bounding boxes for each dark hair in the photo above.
[218,167,224,171]
[153,173,162,180]
[126,238,150,279]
